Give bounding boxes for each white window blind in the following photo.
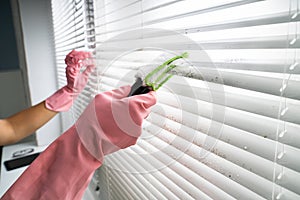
[51,0,300,199]
[91,0,300,200]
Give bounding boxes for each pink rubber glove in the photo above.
[1,86,156,200]
[45,49,95,112]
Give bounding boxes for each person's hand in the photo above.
[1,86,156,200]
[76,85,157,161]
[45,49,95,112]
[64,50,95,94]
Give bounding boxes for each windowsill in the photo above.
[0,142,48,197]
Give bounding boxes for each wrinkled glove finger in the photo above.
[65,50,93,66]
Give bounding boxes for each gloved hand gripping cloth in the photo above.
[45,50,95,112]
[1,86,156,200]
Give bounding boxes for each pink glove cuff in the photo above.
[45,86,74,112]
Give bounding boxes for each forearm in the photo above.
[0,101,57,146]
[0,50,94,146]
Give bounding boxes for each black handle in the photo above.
[128,78,152,96]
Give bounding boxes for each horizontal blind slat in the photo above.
[98,68,300,125]
[135,135,268,200]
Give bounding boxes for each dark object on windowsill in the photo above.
[4,153,40,171]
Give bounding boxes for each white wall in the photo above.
[18,0,61,145]
[0,70,28,118]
